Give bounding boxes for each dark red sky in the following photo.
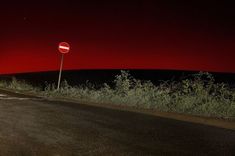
[0,0,235,74]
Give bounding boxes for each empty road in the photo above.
[0,90,234,155]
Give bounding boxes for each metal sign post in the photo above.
[57,42,70,90]
[57,54,64,90]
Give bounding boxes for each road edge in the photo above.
[0,87,234,130]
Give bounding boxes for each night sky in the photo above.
[0,0,235,74]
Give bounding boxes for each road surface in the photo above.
[0,90,234,156]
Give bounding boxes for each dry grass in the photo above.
[1,71,235,119]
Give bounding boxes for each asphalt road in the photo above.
[0,90,234,156]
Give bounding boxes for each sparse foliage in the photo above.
[0,71,234,119]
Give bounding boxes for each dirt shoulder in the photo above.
[0,87,235,131]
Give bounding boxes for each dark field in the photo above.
[1,70,235,88]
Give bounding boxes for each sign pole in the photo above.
[57,54,64,90]
[57,42,70,90]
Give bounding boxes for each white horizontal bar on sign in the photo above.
[59,46,70,50]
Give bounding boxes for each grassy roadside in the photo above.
[0,71,235,120]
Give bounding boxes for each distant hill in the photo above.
[1,70,235,88]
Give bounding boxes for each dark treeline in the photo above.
[0,70,235,89]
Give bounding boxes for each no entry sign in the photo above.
[57,41,71,90]
[58,42,70,54]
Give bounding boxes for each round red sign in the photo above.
[58,42,70,54]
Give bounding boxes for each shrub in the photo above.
[1,71,234,119]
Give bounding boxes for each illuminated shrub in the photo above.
[1,71,234,119]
